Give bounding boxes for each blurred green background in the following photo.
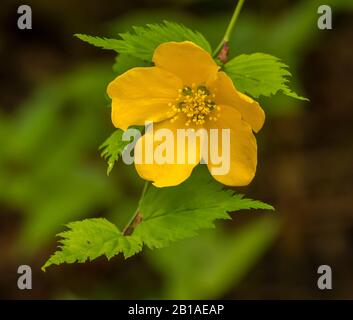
[0,0,352,299]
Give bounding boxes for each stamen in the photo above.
[182,86,192,96]
[197,85,210,95]
[171,85,218,126]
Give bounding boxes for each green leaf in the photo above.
[74,34,122,51]
[99,129,130,175]
[42,218,142,271]
[75,21,212,61]
[43,167,274,270]
[135,167,274,249]
[113,54,151,75]
[224,53,308,100]
[100,127,143,175]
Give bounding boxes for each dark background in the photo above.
[0,0,352,299]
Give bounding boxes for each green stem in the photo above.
[213,0,245,57]
[123,180,149,234]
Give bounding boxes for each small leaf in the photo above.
[99,129,137,175]
[42,167,275,270]
[224,53,308,100]
[74,34,123,51]
[113,54,151,75]
[75,21,212,61]
[42,218,142,271]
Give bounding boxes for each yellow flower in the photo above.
[107,41,265,187]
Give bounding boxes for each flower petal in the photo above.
[134,117,203,187]
[208,72,265,133]
[153,41,219,86]
[107,67,183,130]
[205,105,257,186]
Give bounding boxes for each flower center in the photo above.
[169,84,220,126]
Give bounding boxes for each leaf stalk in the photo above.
[123,181,149,235]
[213,0,245,62]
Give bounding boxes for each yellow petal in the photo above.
[153,41,219,86]
[107,67,183,130]
[205,105,257,186]
[134,117,204,187]
[208,72,265,133]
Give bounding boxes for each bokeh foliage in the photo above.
[0,0,352,299]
